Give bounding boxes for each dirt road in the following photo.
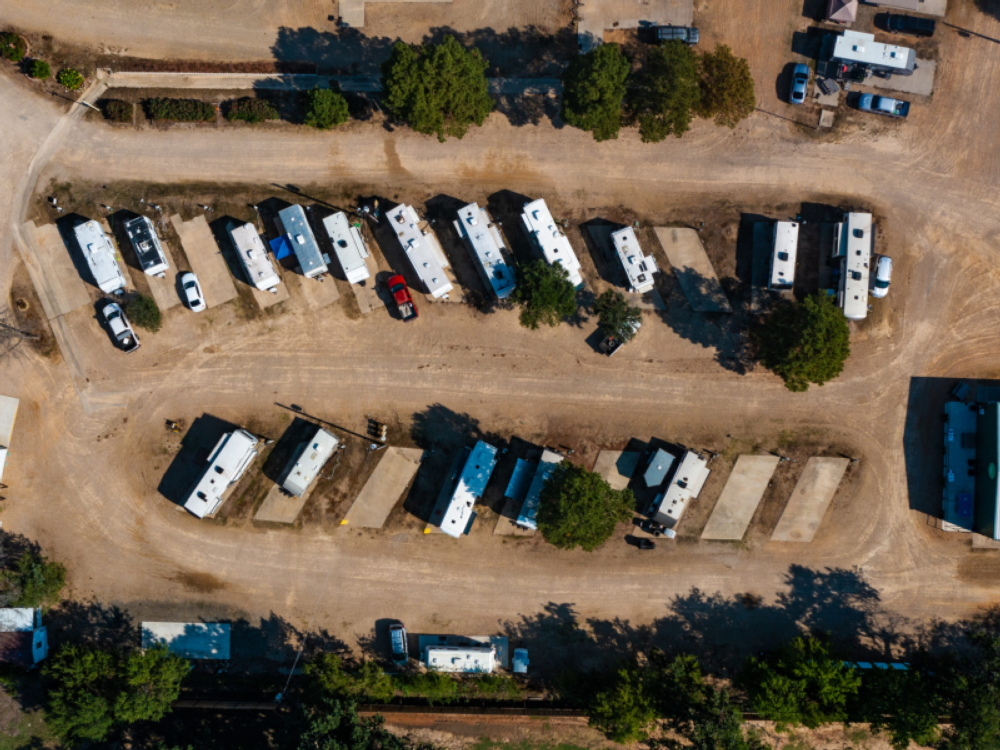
[2,0,1000,665]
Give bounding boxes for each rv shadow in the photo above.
[260,417,317,485]
[54,213,106,292]
[157,414,238,506]
[486,189,537,266]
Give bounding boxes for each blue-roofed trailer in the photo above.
[438,441,499,538]
[516,450,563,530]
[277,205,329,279]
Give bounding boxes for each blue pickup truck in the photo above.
[858,94,910,119]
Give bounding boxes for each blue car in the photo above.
[790,63,810,105]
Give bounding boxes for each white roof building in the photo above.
[833,212,873,320]
[74,220,127,294]
[124,215,169,278]
[278,204,328,279]
[611,227,658,294]
[184,429,260,519]
[424,644,496,673]
[0,396,18,484]
[387,204,453,299]
[439,441,499,538]
[453,204,516,299]
[649,450,710,528]
[282,427,339,498]
[229,223,281,292]
[142,622,231,660]
[322,212,371,285]
[832,30,916,74]
[769,222,799,291]
[521,199,583,288]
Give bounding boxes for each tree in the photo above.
[226,97,279,124]
[114,645,190,723]
[303,88,349,130]
[280,696,435,750]
[754,293,850,392]
[536,463,635,551]
[381,35,494,141]
[851,666,941,750]
[29,60,51,80]
[0,550,66,608]
[698,44,756,129]
[561,43,631,142]
[739,636,861,730]
[593,289,642,342]
[628,40,702,142]
[305,654,395,703]
[0,32,26,64]
[512,260,577,330]
[935,626,1000,750]
[57,68,85,91]
[126,293,162,333]
[589,664,659,743]
[689,687,770,750]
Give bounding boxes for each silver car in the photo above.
[790,63,809,105]
[872,256,892,299]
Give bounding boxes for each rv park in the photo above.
[2,0,1000,744]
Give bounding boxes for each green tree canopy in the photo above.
[628,40,702,142]
[303,88,350,130]
[698,44,756,129]
[126,293,163,333]
[512,260,578,329]
[851,666,941,750]
[57,68,85,91]
[588,664,659,743]
[0,550,66,608]
[114,645,191,723]
[305,654,394,703]
[754,293,851,392]
[536,463,635,551]
[561,43,631,142]
[593,289,642,342]
[739,636,861,731]
[381,35,494,141]
[29,60,51,80]
[281,696,436,750]
[936,627,1000,750]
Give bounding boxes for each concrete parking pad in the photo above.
[593,451,641,491]
[340,0,452,28]
[169,214,237,309]
[250,279,290,311]
[18,221,91,320]
[868,60,936,97]
[771,458,850,543]
[284,273,341,311]
[342,447,423,528]
[701,456,780,540]
[144,242,182,311]
[654,227,732,313]
[254,483,309,524]
[578,0,692,52]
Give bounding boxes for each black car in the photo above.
[636,538,656,550]
[885,14,935,38]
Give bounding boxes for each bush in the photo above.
[125,294,162,333]
[304,654,394,703]
[144,98,216,123]
[561,43,631,142]
[593,289,642,342]
[226,97,279,124]
[56,68,85,91]
[101,99,133,123]
[462,674,524,700]
[698,44,756,129]
[0,550,66,608]
[589,665,659,743]
[536,463,636,551]
[511,260,577,330]
[0,32,26,64]
[29,59,51,80]
[397,671,459,705]
[303,88,349,130]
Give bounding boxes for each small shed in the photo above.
[827,0,858,23]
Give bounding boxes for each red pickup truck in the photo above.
[387,274,418,321]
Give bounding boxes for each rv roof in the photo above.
[521,199,584,287]
[386,204,453,299]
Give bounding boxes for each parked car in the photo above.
[656,26,699,44]
[858,94,910,119]
[387,274,418,321]
[886,14,936,37]
[102,302,140,353]
[635,538,656,550]
[389,623,408,666]
[872,256,893,299]
[790,63,810,105]
[180,272,206,312]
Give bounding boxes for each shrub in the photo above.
[303,88,349,130]
[511,260,577,330]
[0,550,66,608]
[144,98,216,123]
[101,99,133,123]
[397,671,459,705]
[126,294,162,333]
[226,97,279,124]
[462,674,524,700]
[0,32,26,64]
[29,59,51,80]
[698,44,756,129]
[537,463,636,551]
[57,68,85,91]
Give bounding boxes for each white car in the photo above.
[180,272,206,312]
[872,256,892,299]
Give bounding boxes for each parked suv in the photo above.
[656,26,699,45]
[886,14,935,38]
[389,623,408,666]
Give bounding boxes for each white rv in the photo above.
[322,212,371,285]
[386,204,453,299]
[438,440,499,538]
[183,429,260,518]
[124,215,169,278]
[649,450,710,528]
[769,221,799,291]
[611,226,658,294]
[453,204,516,299]
[423,644,496,674]
[229,223,281,292]
[282,427,339,497]
[521,199,583,287]
[832,212,873,320]
[74,220,127,294]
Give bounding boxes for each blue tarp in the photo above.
[270,235,293,260]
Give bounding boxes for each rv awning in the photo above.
[269,235,293,260]
[827,0,858,22]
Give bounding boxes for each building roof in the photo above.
[278,205,328,279]
[521,200,584,287]
[454,204,516,299]
[644,448,676,488]
[230,223,281,291]
[975,402,1000,540]
[423,645,496,673]
[832,30,916,72]
[516,450,563,530]
[770,222,799,291]
[943,400,977,532]
[282,428,339,497]
[439,441,499,538]
[650,450,710,528]
[124,215,169,277]
[826,0,858,22]
[387,204,454,299]
[835,212,873,320]
[0,609,36,633]
[322,212,371,285]
[142,622,231,660]
[184,429,259,518]
[611,227,658,294]
[74,220,126,294]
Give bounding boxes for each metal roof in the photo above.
[769,222,799,291]
[834,212,873,320]
[516,450,563,530]
[74,220,126,294]
[612,226,658,294]
[230,223,281,291]
[440,441,499,538]
[832,30,916,72]
[282,427,339,498]
[521,199,584,287]
[322,212,370,285]
[387,204,454,299]
[644,448,676,488]
[826,0,858,22]
[124,215,169,277]
[454,203,516,299]
[278,205,328,279]
[184,429,259,518]
[142,622,231,660]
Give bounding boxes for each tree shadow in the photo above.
[157,414,238,506]
[974,0,1000,21]
[802,0,829,22]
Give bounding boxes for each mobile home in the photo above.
[831,30,915,76]
[832,212,873,320]
[74,220,127,294]
[386,204,454,299]
[183,429,260,518]
[769,221,799,291]
[322,212,371,285]
[453,204,516,299]
[521,199,584,288]
[611,226,658,294]
[229,223,281,292]
[277,205,328,279]
[281,427,339,498]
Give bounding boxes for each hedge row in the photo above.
[225,97,279,123]
[144,97,216,122]
[101,99,133,123]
